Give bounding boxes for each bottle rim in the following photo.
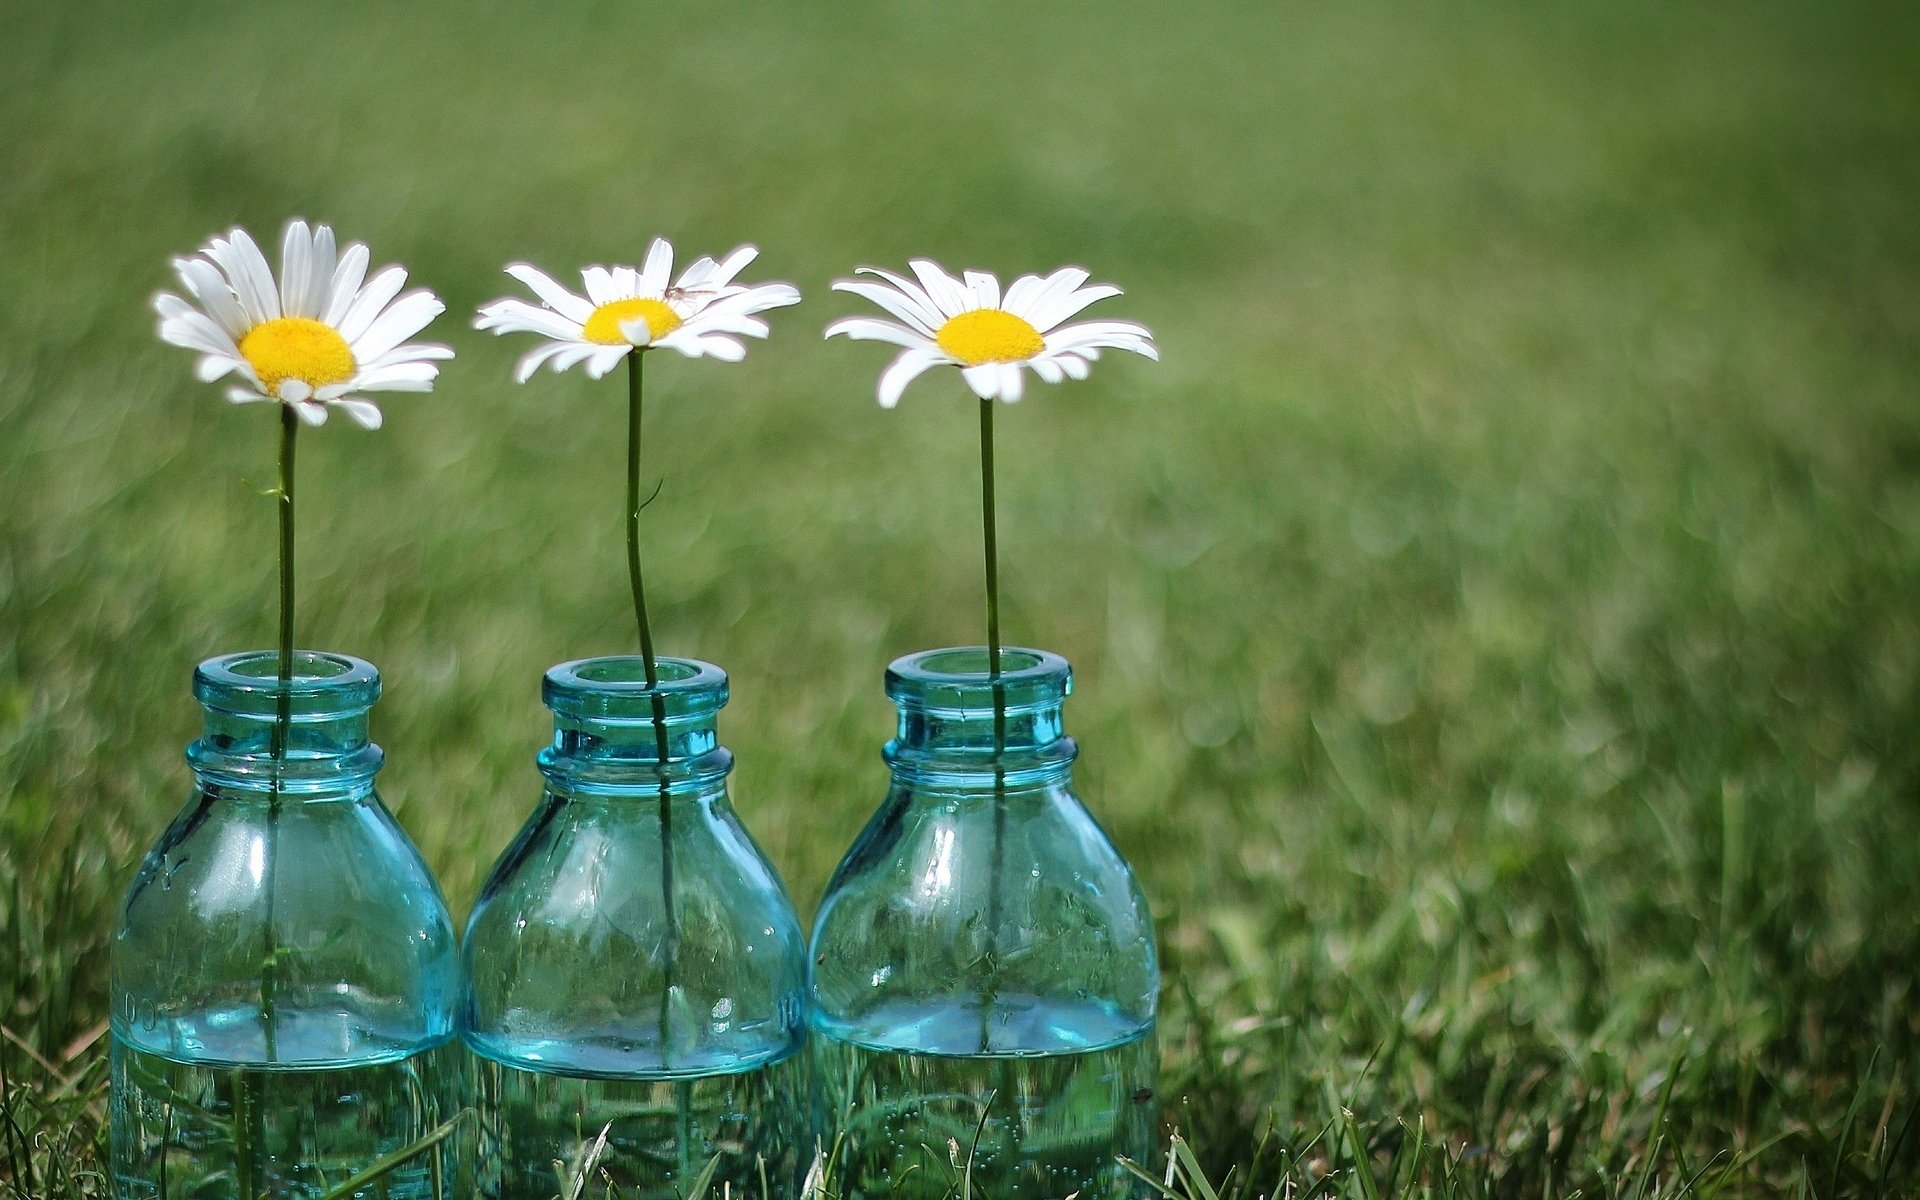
[544,655,728,721]
[885,646,1073,714]
[193,650,380,715]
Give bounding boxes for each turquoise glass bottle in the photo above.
[462,657,808,1200]
[810,647,1159,1200]
[109,651,461,1200]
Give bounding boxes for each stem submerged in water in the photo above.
[625,352,681,1071]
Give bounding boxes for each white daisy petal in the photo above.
[850,268,947,328]
[704,245,759,290]
[833,280,941,335]
[672,255,722,294]
[617,316,659,346]
[322,244,371,326]
[679,313,770,340]
[196,354,245,383]
[639,238,675,296]
[997,363,1024,403]
[962,270,1002,311]
[158,323,233,362]
[1027,283,1123,332]
[740,281,800,311]
[581,267,620,306]
[292,398,329,425]
[331,398,383,430]
[1045,320,1157,358]
[476,298,585,342]
[306,224,337,318]
[681,334,746,362]
[174,260,251,337]
[823,317,930,349]
[364,343,455,369]
[216,228,281,323]
[153,292,197,323]
[1043,319,1153,342]
[280,220,314,318]
[549,344,605,375]
[350,290,446,362]
[280,380,313,403]
[584,346,631,378]
[1028,356,1065,385]
[504,263,596,324]
[877,347,947,408]
[1020,268,1093,325]
[227,386,273,404]
[999,272,1052,316]
[907,259,972,317]
[336,266,408,343]
[960,363,1001,400]
[513,341,576,383]
[351,361,441,391]
[694,283,800,321]
[157,309,238,358]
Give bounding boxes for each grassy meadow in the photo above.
[3,0,1919,1195]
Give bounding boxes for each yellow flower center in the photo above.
[238,318,356,394]
[582,298,683,346]
[935,308,1045,366]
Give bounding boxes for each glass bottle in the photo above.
[109,651,461,1200]
[462,657,808,1200]
[810,647,1159,1200]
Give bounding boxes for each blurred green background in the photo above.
[3,0,1918,1194]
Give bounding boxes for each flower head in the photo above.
[825,259,1157,407]
[474,239,800,381]
[154,221,451,429]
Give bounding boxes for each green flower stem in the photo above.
[979,397,1009,1054]
[626,351,680,1069]
[261,402,298,1065]
[980,399,1002,682]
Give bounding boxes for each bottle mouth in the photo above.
[193,651,381,718]
[885,646,1072,716]
[544,655,728,723]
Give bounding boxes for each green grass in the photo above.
[3,0,1919,1195]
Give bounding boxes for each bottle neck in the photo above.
[185,650,383,796]
[883,647,1078,790]
[537,655,733,798]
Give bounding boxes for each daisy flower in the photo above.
[474,238,801,381]
[154,220,451,429]
[824,259,1157,407]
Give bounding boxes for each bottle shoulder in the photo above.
[460,787,808,1076]
[813,781,1154,933]
[809,779,1158,1043]
[466,789,801,937]
[116,786,453,937]
[111,786,458,1066]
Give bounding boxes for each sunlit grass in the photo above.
[3,0,1919,1195]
